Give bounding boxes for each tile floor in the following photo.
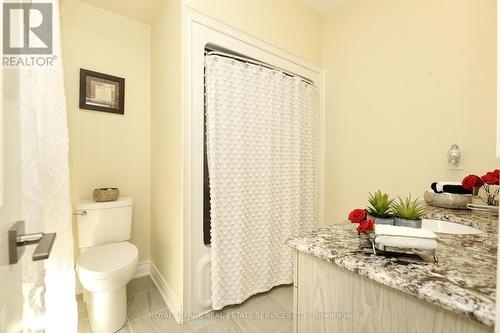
[77,276,293,333]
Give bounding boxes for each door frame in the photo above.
[182,5,325,319]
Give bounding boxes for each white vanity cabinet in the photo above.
[292,250,492,333]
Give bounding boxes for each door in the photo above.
[0,68,24,331]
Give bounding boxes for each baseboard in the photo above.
[150,262,184,325]
[133,260,151,279]
[75,260,152,295]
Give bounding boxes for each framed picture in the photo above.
[79,69,125,114]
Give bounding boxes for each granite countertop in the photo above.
[286,206,498,326]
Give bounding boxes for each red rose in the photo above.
[482,172,499,185]
[357,218,375,233]
[462,175,484,190]
[348,209,366,223]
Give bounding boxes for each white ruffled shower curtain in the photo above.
[205,54,318,310]
[18,0,77,331]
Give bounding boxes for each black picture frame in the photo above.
[79,69,125,114]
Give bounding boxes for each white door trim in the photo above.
[182,5,325,317]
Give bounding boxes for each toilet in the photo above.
[76,197,138,333]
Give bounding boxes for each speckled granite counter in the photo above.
[286,206,498,327]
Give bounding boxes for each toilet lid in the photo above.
[77,242,138,280]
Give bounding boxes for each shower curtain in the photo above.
[18,0,77,331]
[205,54,318,310]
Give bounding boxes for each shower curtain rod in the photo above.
[205,50,315,86]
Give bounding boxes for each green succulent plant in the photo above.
[391,195,426,220]
[367,190,394,218]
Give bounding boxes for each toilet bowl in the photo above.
[78,242,138,333]
[75,197,138,333]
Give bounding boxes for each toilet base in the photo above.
[87,286,127,333]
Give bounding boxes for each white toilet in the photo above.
[76,197,138,333]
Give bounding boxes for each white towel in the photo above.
[375,224,437,251]
[436,181,461,192]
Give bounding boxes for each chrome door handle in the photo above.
[8,221,57,264]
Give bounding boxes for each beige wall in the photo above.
[324,0,498,223]
[150,0,324,303]
[183,0,324,66]
[58,0,496,310]
[61,0,151,262]
[151,0,183,302]
[59,0,498,306]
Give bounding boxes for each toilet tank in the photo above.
[76,197,133,249]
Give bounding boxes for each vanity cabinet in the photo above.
[293,251,492,333]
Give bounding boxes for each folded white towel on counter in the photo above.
[435,181,461,192]
[374,224,437,251]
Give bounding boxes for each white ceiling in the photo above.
[80,0,164,24]
[301,0,345,14]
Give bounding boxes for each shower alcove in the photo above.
[183,8,324,318]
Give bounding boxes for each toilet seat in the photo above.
[78,242,138,280]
